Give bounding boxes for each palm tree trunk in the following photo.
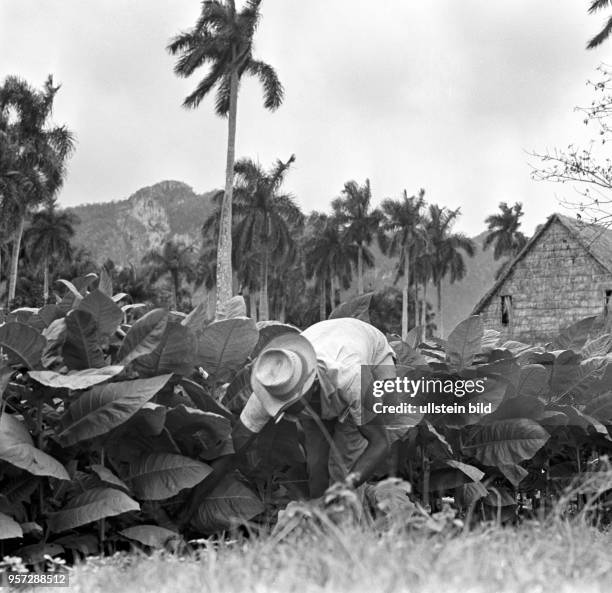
[357,242,364,294]
[412,251,418,331]
[319,277,326,321]
[330,275,336,311]
[436,280,443,338]
[206,289,215,320]
[402,250,409,342]
[421,280,427,336]
[259,248,269,321]
[8,216,26,306]
[43,256,49,305]
[249,291,258,322]
[172,271,179,311]
[215,64,239,315]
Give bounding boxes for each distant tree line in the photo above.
[0,0,530,338]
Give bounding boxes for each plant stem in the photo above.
[99,446,106,548]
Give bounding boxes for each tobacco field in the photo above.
[1,273,612,569]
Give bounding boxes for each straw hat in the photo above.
[251,332,318,420]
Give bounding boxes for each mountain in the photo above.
[68,180,499,329]
[68,180,217,266]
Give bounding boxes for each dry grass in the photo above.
[59,519,612,593]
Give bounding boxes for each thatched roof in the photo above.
[472,213,612,314]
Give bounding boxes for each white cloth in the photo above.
[240,318,395,432]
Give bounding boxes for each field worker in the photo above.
[234,317,400,498]
[181,317,413,524]
[185,318,405,516]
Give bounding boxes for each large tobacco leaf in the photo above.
[132,320,196,377]
[328,292,374,323]
[57,374,173,445]
[117,308,169,366]
[124,453,212,500]
[62,310,106,370]
[77,289,123,337]
[0,322,47,368]
[553,315,598,351]
[0,414,69,480]
[41,318,67,370]
[196,317,259,382]
[515,364,549,398]
[461,418,549,466]
[165,404,233,460]
[192,474,264,533]
[446,316,484,369]
[47,487,140,533]
[29,366,124,390]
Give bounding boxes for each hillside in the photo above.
[68,180,217,265]
[68,181,499,329]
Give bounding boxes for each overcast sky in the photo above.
[1,1,610,236]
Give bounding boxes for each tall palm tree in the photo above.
[0,75,75,306]
[332,179,382,295]
[414,235,433,336]
[195,244,217,319]
[425,205,475,338]
[483,201,528,280]
[379,189,426,341]
[304,213,354,320]
[232,154,303,321]
[587,0,612,48]
[142,240,196,311]
[23,205,78,304]
[167,0,284,314]
[202,190,261,318]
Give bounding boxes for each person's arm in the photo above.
[346,422,390,488]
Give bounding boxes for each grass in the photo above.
[58,519,612,593]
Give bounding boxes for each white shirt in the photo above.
[240,318,395,432]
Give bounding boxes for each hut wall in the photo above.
[478,220,612,343]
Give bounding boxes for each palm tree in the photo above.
[55,246,97,282]
[195,244,217,319]
[483,201,528,280]
[587,0,612,48]
[379,189,426,341]
[115,264,156,305]
[0,75,75,306]
[414,236,433,336]
[304,213,354,320]
[142,240,196,311]
[332,179,382,295]
[425,205,475,338]
[232,155,303,321]
[202,190,261,318]
[167,0,284,314]
[23,205,78,304]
